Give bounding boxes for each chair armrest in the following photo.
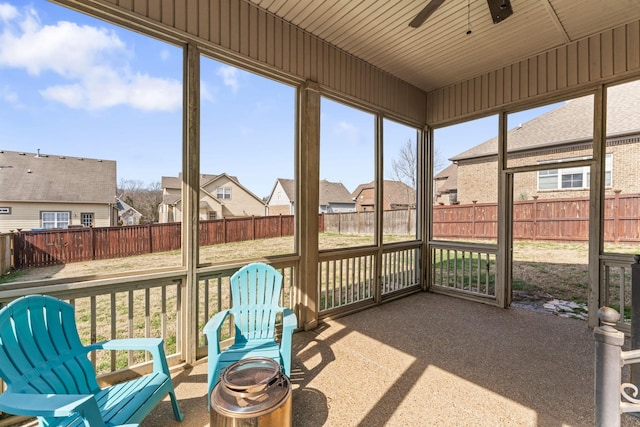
[203,309,232,409]
[280,308,297,377]
[92,338,169,376]
[97,337,163,351]
[0,392,105,426]
[203,310,231,356]
[282,308,297,333]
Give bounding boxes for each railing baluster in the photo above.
[145,289,150,362]
[90,296,97,367]
[485,252,490,294]
[338,259,343,307]
[128,291,134,366]
[619,266,626,318]
[110,293,116,371]
[161,286,167,341]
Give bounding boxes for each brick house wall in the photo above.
[455,138,640,204]
[268,205,291,215]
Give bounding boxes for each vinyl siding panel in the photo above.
[0,202,112,233]
[427,20,640,125]
[55,0,426,124]
[201,178,265,218]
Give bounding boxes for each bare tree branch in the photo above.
[391,139,417,189]
[117,179,162,223]
[390,139,445,188]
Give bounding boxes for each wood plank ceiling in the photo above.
[248,0,640,93]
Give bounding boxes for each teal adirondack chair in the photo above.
[0,294,184,427]
[203,262,297,402]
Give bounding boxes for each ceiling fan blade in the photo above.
[409,0,446,28]
[487,0,513,24]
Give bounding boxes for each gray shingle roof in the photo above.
[434,163,458,193]
[382,180,416,205]
[161,173,240,190]
[319,180,353,205]
[273,178,352,205]
[275,178,296,201]
[451,80,640,161]
[0,150,116,203]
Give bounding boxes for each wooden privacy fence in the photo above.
[322,209,417,235]
[11,192,640,269]
[13,215,295,269]
[0,233,11,275]
[433,192,640,243]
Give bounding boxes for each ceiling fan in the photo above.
[409,0,513,28]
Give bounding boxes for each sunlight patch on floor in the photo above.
[389,365,538,426]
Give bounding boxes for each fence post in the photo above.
[148,223,153,253]
[613,190,621,244]
[632,255,640,386]
[594,306,624,427]
[472,201,477,239]
[12,230,21,269]
[91,226,96,260]
[532,196,538,241]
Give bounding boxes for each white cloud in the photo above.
[0,3,17,22]
[40,71,182,111]
[0,85,18,106]
[0,4,181,112]
[335,121,359,144]
[217,65,239,93]
[40,83,84,108]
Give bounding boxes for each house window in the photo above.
[209,212,217,220]
[81,213,94,227]
[216,187,231,199]
[42,211,70,229]
[538,154,612,190]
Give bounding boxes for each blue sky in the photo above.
[0,1,559,199]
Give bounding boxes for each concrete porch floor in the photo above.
[144,292,640,426]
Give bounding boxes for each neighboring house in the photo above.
[266,178,295,215]
[266,178,356,214]
[158,173,265,222]
[433,163,458,205]
[445,81,640,204]
[0,149,117,232]
[352,180,416,212]
[116,197,143,225]
[319,180,356,213]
